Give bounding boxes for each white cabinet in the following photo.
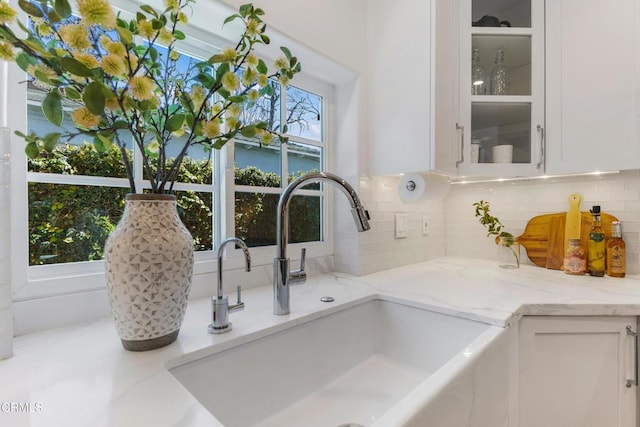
[367,0,459,177]
[545,0,640,175]
[519,316,637,427]
[457,0,545,177]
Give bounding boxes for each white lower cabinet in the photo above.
[518,316,638,427]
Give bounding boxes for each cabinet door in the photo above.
[545,0,640,174]
[519,316,637,427]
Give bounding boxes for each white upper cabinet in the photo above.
[367,0,459,177]
[545,0,640,175]
[457,0,545,178]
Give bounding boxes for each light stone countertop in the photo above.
[2,256,640,426]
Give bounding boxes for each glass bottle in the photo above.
[490,48,509,95]
[564,238,586,275]
[471,48,486,95]
[587,206,605,277]
[606,221,626,277]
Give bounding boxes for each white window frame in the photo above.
[8,1,335,301]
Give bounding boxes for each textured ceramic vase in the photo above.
[105,194,194,351]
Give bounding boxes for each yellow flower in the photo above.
[163,0,180,13]
[261,131,274,145]
[26,63,57,83]
[105,95,120,111]
[241,68,255,86]
[169,50,180,61]
[274,56,288,70]
[257,73,268,87]
[202,120,220,139]
[102,54,127,77]
[247,89,259,102]
[190,84,207,109]
[246,53,259,70]
[0,42,14,61]
[77,0,116,29]
[137,19,157,40]
[177,12,188,24]
[278,74,290,87]
[73,52,99,69]
[221,71,239,92]
[220,47,237,64]
[227,103,241,118]
[59,24,91,51]
[211,102,223,116]
[105,41,126,57]
[128,76,156,100]
[146,139,160,156]
[158,28,174,45]
[33,18,53,37]
[245,18,261,36]
[72,107,100,128]
[225,116,238,131]
[0,2,17,25]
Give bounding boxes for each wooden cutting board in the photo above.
[516,211,619,269]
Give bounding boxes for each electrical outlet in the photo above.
[422,215,429,235]
[395,213,408,239]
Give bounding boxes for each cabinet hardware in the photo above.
[536,124,545,170]
[626,325,638,387]
[456,123,464,167]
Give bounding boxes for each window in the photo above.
[234,83,326,248]
[18,26,332,292]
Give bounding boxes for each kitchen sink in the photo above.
[168,298,493,426]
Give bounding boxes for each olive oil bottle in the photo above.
[588,206,605,277]
[606,221,626,277]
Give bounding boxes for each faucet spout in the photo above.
[209,237,251,334]
[274,172,370,315]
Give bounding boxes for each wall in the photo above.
[0,124,11,359]
[335,175,447,276]
[445,171,640,274]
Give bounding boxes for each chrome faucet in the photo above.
[208,237,251,334]
[274,172,371,315]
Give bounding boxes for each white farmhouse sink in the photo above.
[169,298,493,427]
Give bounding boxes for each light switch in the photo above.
[422,215,429,235]
[395,213,408,239]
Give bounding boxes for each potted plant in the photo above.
[473,200,520,268]
[0,0,300,350]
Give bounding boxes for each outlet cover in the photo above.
[395,213,408,239]
[422,215,429,235]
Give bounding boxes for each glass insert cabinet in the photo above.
[458,0,544,177]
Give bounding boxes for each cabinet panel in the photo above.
[545,0,640,174]
[519,316,637,427]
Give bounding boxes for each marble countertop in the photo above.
[3,256,640,426]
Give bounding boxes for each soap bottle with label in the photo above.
[606,221,626,277]
[588,206,605,277]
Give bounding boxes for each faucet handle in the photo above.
[290,248,307,285]
[229,285,245,312]
[299,248,306,272]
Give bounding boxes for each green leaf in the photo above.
[280,46,293,60]
[165,113,185,132]
[260,34,270,44]
[140,5,158,17]
[282,124,288,134]
[228,95,246,103]
[96,132,113,150]
[173,30,185,40]
[43,133,61,152]
[60,57,93,77]
[215,62,229,81]
[151,19,163,30]
[239,4,252,17]
[223,14,241,26]
[25,141,40,159]
[42,91,63,126]
[256,59,268,74]
[18,0,43,17]
[208,54,225,64]
[239,125,257,138]
[63,86,81,100]
[15,53,35,72]
[83,82,106,115]
[92,136,107,154]
[53,0,72,19]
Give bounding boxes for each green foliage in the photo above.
[472,200,514,242]
[27,145,320,265]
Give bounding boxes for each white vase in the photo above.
[105,194,193,351]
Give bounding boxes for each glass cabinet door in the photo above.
[458,0,544,177]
